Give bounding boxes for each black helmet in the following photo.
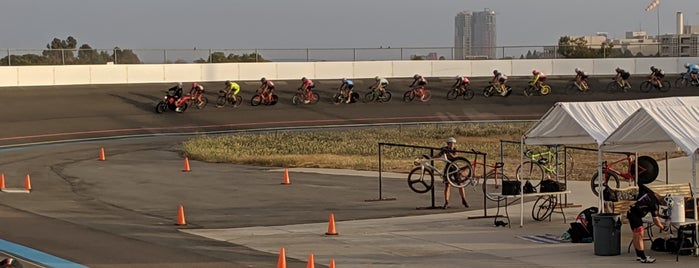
[413,74,420,79]
[493,69,499,75]
[260,77,267,83]
[650,66,656,71]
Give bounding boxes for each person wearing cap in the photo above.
[435,137,469,209]
[0,257,22,268]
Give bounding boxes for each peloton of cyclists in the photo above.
[300,77,315,104]
[339,78,354,103]
[574,68,589,92]
[649,66,665,88]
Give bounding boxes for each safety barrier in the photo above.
[0,57,697,87]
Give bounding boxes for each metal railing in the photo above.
[0,44,677,66]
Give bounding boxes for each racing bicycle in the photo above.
[407,154,472,194]
[460,149,510,202]
[403,86,432,102]
[516,146,574,188]
[216,90,243,107]
[364,86,392,102]
[446,84,475,100]
[590,154,659,196]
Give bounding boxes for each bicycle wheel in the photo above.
[364,91,376,102]
[523,86,535,97]
[407,167,434,194]
[232,95,243,107]
[420,90,432,102]
[445,157,472,188]
[402,90,414,102]
[310,92,320,104]
[462,89,474,100]
[516,161,545,188]
[540,85,551,95]
[332,93,343,104]
[675,77,688,89]
[532,195,557,221]
[640,81,652,93]
[590,171,620,197]
[658,81,671,92]
[378,91,392,102]
[446,89,458,100]
[291,93,303,105]
[250,95,262,106]
[217,95,229,107]
[482,171,509,202]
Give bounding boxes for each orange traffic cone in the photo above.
[183,157,191,172]
[0,173,5,190]
[276,247,287,268]
[99,147,106,161]
[329,259,336,268]
[306,253,315,268]
[281,168,290,185]
[325,213,338,235]
[176,205,186,225]
[24,173,32,191]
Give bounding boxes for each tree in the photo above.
[410,55,425,60]
[113,47,141,64]
[43,36,78,64]
[77,44,111,64]
[557,36,608,58]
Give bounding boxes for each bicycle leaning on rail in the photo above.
[407,154,471,194]
[459,149,510,202]
[589,154,659,196]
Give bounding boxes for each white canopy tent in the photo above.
[602,106,699,192]
[518,96,699,226]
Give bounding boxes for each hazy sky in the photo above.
[1,0,699,49]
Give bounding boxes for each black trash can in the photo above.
[592,213,622,256]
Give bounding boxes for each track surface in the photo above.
[0,76,697,267]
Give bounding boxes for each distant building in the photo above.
[454,9,496,60]
[426,52,438,60]
[611,31,659,56]
[685,25,699,34]
[659,33,699,57]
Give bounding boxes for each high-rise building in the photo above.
[454,9,496,60]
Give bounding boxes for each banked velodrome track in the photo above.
[0,75,697,267]
[1,76,697,146]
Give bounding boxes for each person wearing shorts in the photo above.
[626,183,665,263]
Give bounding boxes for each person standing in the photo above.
[626,183,665,263]
[436,137,469,209]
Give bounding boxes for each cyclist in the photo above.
[300,77,315,104]
[223,80,241,103]
[259,77,275,102]
[452,75,470,93]
[648,66,665,88]
[685,63,699,83]
[435,137,469,209]
[369,76,389,95]
[574,68,589,91]
[190,82,205,105]
[167,82,184,101]
[627,183,665,263]
[614,67,631,90]
[339,78,354,103]
[491,70,509,94]
[409,74,428,98]
[530,69,547,89]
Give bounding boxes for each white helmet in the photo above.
[446,137,457,144]
[686,63,691,68]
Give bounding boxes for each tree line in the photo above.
[0,36,267,66]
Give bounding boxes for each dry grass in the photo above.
[182,123,685,181]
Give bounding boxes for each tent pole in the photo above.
[598,148,604,213]
[634,152,638,186]
[520,137,525,227]
[665,152,668,184]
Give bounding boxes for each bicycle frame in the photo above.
[468,155,504,187]
[414,155,458,180]
[524,150,559,175]
[602,154,646,182]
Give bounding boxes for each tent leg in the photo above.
[598,149,604,213]
[520,137,524,227]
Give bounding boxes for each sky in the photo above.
[1,0,698,50]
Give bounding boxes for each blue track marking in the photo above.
[0,239,87,268]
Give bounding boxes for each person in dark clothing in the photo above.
[626,183,665,263]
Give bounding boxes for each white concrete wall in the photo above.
[0,57,694,87]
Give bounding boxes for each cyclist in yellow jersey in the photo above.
[223,80,241,104]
